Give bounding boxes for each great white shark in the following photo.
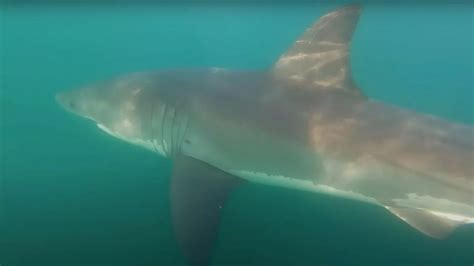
[56,5,474,266]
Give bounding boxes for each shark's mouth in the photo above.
[97,123,167,156]
[97,123,114,136]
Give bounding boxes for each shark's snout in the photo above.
[55,91,77,112]
[55,88,103,123]
[55,92,65,106]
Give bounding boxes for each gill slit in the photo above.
[161,103,169,155]
[170,104,179,157]
[150,100,156,153]
[178,106,189,154]
[150,100,189,157]
[151,101,161,154]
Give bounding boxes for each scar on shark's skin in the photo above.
[56,4,473,266]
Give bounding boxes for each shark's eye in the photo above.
[68,102,76,109]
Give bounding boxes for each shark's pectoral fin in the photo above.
[171,155,243,266]
[386,207,465,239]
[271,5,364,97]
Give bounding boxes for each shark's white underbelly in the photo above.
[228,168,474,224]
[227,168,379,205]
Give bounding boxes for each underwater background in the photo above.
[1,1,473,265]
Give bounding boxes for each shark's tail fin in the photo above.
[271,5,364,97]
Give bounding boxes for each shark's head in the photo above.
[56,71,190,157]
[56,83,111,123]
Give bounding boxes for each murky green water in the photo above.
[1,2,473,265]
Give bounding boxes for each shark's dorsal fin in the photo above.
[271,5,363,96]
[387,207,466,239]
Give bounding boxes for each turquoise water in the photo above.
[1,2,473,265]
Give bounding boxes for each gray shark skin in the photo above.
[56,5,473,266]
